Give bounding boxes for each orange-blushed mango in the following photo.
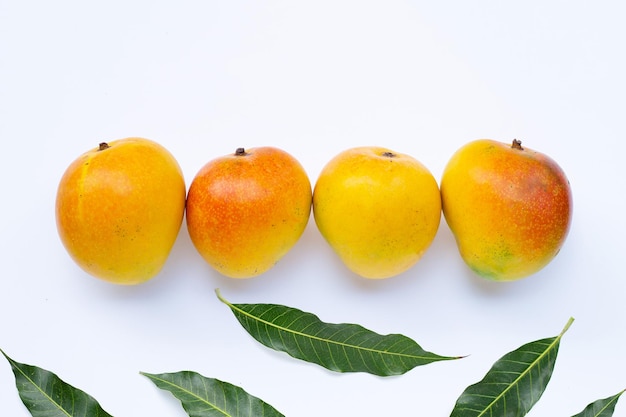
[56,138,186,284]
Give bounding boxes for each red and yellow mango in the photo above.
[440,139,572,281]
[185,147,312,278]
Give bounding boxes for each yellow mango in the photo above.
[313,146,441,279]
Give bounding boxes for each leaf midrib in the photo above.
[216,290,437,361]
[589,390,625,417]
[141,373,232,417]
[3,352,73,417]
[474,317,574,417]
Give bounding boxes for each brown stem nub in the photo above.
[98,142,110,151]
[511,139,523,150]
[235,147,247,156]
[381,151,397,158]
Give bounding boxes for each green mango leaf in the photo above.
[571,389,625,417]
[1,349,113,417]
[450,317,575,417]
[141,370,285,417]
[215,289,462,377]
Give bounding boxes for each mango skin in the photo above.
[185,147,312,279]
[313,147,441,279]
[55,138,186,285]
[440,139,573,281]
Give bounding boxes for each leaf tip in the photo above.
[0,348,13,363]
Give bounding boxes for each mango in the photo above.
[185,147,312,278]
[313,146,441,279]
[440,139,573,281]
[55,138,186,284]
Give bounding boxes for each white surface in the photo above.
[1,1,625,416]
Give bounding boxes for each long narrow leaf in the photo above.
[141,371,284,417]
[216,289,462,377]
[1,349,113,417]
[450,317,575,417]
[571,389,625,417]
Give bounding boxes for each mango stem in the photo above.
[511,139,523,150]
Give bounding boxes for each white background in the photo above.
[1,1,625,416]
